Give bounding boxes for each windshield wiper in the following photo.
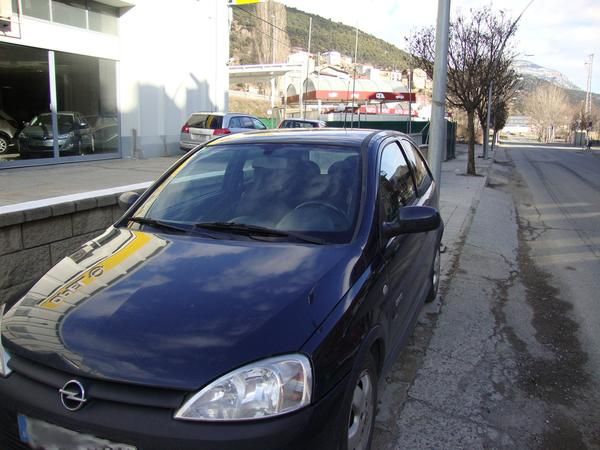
[193,222,325,245]
[127,217,192,233]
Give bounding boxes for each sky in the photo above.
[278,0,600,94]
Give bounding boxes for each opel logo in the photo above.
[59,380,87,411]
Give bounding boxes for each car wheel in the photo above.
[425,245,441,303]
[0,135,9,154]
[340,353,377,450]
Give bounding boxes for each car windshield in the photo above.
[30,114,75,134]
[130,143,362,243]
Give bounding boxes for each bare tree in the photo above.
[409,7,521,174]
[524,85,571,143]
[475,57,520,147]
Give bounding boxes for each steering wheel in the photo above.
[292,201,349,228]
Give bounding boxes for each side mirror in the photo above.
[383,206,441,238]
[118,191,140,210]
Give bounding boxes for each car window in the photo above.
[130,143,362,243]
[401,140,432,193]
[134,150,230,221]
[379,142,416,223]
[228,117,242,128]
[251,118,266,130]
[240,117,254,128]
[186,114,223,129]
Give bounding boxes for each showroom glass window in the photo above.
[16,0,119,35]
[55,51,118,158]
[0,43,51,163]
[0,42,118,163]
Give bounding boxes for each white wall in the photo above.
[0,15,119,59]
[118,0,229,157]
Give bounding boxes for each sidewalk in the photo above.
[374,143,494,448]
[0,156,180,209]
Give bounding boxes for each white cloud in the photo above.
[279,0,600,92]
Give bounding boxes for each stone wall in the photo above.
[0,194,129,306]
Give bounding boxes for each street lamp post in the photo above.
[429,0,451,208]
[483,80,493,159]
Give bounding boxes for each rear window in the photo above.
[186,114,223,129]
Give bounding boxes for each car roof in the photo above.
[188,112,258,118]
[205,128,403,148]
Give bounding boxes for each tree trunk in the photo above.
[467,109,477,175]
[491,130,498,151]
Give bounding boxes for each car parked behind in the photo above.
[279,118,327,128]
[0,128,443,450]
[179,112,267,151]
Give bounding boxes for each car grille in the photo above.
[0,409,29,450]
[8,353,187,410]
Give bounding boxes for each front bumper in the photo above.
[0,365,349,450]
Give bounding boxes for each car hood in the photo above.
[2,227,354,390]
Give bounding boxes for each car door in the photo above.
[378,140,424,348]
[400,138,439,301]
[227,116,245,134]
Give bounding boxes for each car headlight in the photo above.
[0,304,12,378]
[174,354,312,421]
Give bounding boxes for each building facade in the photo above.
[0,0,229,167]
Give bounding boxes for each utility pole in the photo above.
[302,16,312,119]
[270,11,276,112]
[408,67,413,134]
[585,54,594,117]
[483,80,493,159]
[350,24,359,128]
[428,0,451,208]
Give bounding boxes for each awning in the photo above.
[285,76,414,104]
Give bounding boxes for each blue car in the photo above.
[0,128,443,450]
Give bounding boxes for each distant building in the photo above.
[322,51,341,66]
[504,116,532,134]
[380,70,402,82]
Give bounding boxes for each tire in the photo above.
[425,245,441,303]
[0,135,9,154]
[339,353,378,450]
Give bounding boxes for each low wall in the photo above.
[0,189,145,306]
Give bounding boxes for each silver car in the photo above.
[0,110,18,155]
[179,112,267,151]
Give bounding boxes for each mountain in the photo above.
[513,60,580,91]
[510,60,599,114]
[230,2,410,70]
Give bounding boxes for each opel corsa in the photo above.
[0,129,443,450]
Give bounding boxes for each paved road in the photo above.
[507,143,600,373]
[374,142,600,449]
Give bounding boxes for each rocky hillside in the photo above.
[230,1,410,69]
